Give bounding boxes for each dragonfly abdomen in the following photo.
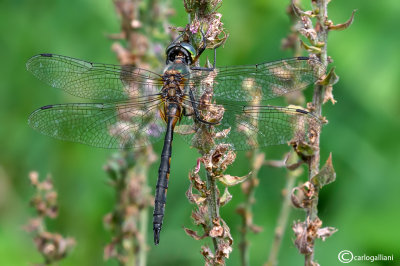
[153,103,181,245]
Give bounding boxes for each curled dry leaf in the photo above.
[293,218,323,255]
[291,181,315,209]
[191,206,207,226]
[317,226,338,241]
[206,144,236,173]
[209,224,224,237]
[323,85,337,104]
[300,40,321,54]
[186,183,207,205]
[219,173,251,186]
[189,171,207,192]
[201,245,215,266]
[311,153,336,189]
[327,10,357,31]
[217,242,233,259]
[219,187,232,206]
[292,221,312,254]
[184,228,207,240]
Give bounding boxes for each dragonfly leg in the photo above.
[190,48,216,72]
[182,102,218,125]
[182,105,194,117]
[188,89,219,125]
[194,115,219,125]
[191,29,216,72]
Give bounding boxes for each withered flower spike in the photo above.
[26,172,75,264]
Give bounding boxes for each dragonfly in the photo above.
[27,40,325,245]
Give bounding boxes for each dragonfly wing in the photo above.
[26,54,163,101]
[28,97,166,149]
[217,104,321,150]
[177,100,320,151]
[188,57,325,102]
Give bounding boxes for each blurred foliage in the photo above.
[0,0,400,265]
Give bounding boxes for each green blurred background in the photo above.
[1,0,400,265]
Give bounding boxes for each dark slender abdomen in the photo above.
[153,114,175,245]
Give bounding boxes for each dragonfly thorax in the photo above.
[161,70,185,100]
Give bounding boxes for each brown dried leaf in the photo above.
[210,144,236,172]
[191,209,207,226]
[323,85,337,104]
[184,228,207,240]
[220,219,233,244]
[219,172,250,186]
[218,242,233,259]
[219,187,232,206]
[292,221,312,254]
[201,245,215,264]
[317,226,338,241]
[291,187,305,209]
[291,181,315,209]
[328,10,357,31]
[189,171,207,192]
[186,183,207,205]
[209,224,224,238]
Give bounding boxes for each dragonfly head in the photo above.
[166,42,196,65]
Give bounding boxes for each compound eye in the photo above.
[180,43,196,63]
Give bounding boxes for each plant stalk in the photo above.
[305,0,328,264]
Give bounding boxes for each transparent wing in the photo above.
[28,95,166,149]
[26,54,163,101]
[187,57,325,102]
[178,100,321,151]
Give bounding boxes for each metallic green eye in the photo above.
[180,43,196,62]
[165,42,196,65]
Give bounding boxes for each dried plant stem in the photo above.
[266,166,302,266]
[288,0,352,263]
[181,1,234,264]
[305,1,328,264]
[238,150,263,266]
[104,0,172,264]
[206,171,220,250]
